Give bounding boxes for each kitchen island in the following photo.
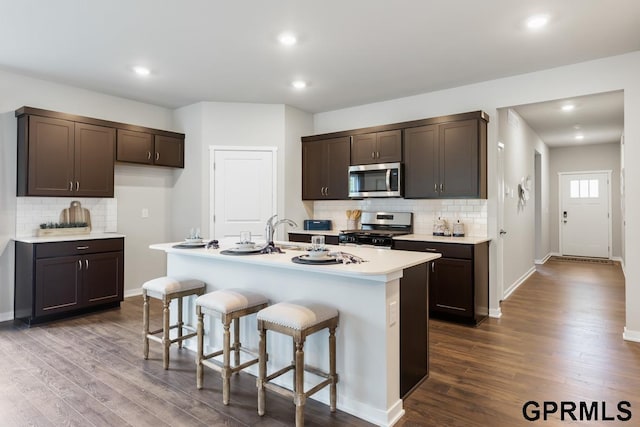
[150,241,439,426]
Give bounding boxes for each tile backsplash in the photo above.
[16,197,117,237]
[313,199,487,236]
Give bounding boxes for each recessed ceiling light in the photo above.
[575,134,585,140]
[278,32,297,46]
[526,14,549,30]
[292,80,307,89]
[574,124,581,130]
[133,66,151,76]
[562,104,575,112]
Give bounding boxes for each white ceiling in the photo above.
[0,1,636,144]
[512,91,624,147]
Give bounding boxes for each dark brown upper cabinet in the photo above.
[17,114,115,197]
[351,129,402,165]
[116,130,184,168]
[302,137,350,200]
[404,118,487,199]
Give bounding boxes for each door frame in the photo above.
[209,146,278,239]
[558,170,612,258]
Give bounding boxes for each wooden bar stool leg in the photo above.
[292,340,297,393]
[294,339,306,427]
[177,296,184,348]
[329,326,337,412]
[233,317,240,369]
[142,290,149,360]
[222,319,231,405]
[162,297,170,370]
[257,325,267,416]
[196,306,204,389]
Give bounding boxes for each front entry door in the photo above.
[560,172,610,258]
[210,147,277,241]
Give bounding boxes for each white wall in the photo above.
[549,143,621,257]
[171,102,313,241]
[497,109,550,293]
[313,51,640,338]
[0,68,177,319]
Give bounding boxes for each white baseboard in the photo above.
[503,266,536,301]
[489,307,502,318]
[535,253,553,265]
[611,256,625,276]
[124,288,143,298]
[623,327,640,342]
[0,311,13,322]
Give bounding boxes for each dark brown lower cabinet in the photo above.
[15,238,124,325]
[287,232,339,245]
[400,262,429,398]
[394,240,489,325]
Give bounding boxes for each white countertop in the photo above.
[289,230,490,244]
[288,229,341,236]
[13,232,126,244]
[394,234,491,245]
[150,240,439,279]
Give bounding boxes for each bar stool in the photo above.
[142,276,206,369]
[256,300,339,426]
[195,288,269,405]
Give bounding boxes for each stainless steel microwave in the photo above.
[348,162,402,198]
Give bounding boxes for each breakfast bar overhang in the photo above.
[150,242,439,426]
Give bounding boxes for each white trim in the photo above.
[0,311,13,322]
[535,253,553,265]
[124,288,143,298]
[489,307,502,318]
[558,170,612,259]
[208,146,278,240]
[623,327,640,343]
[503,266,536,300]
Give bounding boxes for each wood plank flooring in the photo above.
[1,259,637,426]
[398,259,638,426]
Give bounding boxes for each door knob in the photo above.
[499,229,507,235]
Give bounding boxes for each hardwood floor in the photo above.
[398,258,638,426]
[1,259,636,426]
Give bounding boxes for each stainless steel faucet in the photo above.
[265,214,297,243]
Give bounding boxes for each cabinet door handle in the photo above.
[69,181,73,191]
[85,259,89,270]
[431,262,435,273]
[424,248,438,252]
[76,181,80,191]
[78,259,82,270]
[434,183,438,192]
[371,152,375,159]
[155,152,160,161]
[147,151,151,160]
[440,183,444,192]
[377,151,380,158]
[76,246,89,250]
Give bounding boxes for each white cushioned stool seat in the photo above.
[196,289,269,314]
[195,288,269,405]
[143,276,205,298]
[256,300,339,426]
[256,300,338,330]
[142,276,206,370]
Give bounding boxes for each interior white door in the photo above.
[211,148,276,241]
[560,172,610,258]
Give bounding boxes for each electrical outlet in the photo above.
[141,208,149,218]
[389,301,398,326]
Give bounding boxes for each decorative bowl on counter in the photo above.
[307,248,330,259]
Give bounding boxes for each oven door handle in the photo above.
[385,168,391,191]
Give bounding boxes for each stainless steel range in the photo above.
[339,211,412,248]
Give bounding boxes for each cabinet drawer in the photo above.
[36,238,124,258]
[394,240,473,259]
